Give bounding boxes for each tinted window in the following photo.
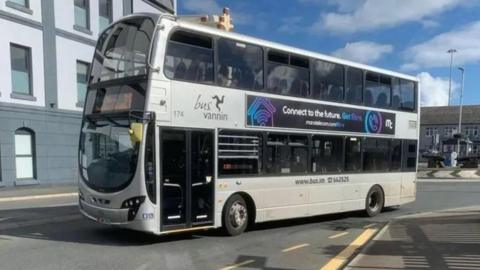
[84,82,146,115]
[400,80,415,110]
[365,73,391,108]
[345,67,363,104]
[90,17,155,84]
[391,140,402,170]
[312,136,343,173]
[164,31,214,83]
[217,39,263,90]
[266,50,310,97]
[289,136,308,174]
[363,138,390,172]
[218,132,262,175]
[404,140,417,170]
[313,60,344,102]
[266,134,290,174]
[345,137,362,171]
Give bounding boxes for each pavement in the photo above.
[0,181,479,270]
[0,184,77,210]
[346,206,480,270]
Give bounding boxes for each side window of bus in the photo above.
[266,51,310,98]
[289,136,309,174]
[401,80,415,111]
[363,138,390,172]
[345,137,362,172]
[217,38,264,91]
[218,131,263,175]
[391,140,402,171]
[313,60,345,102]
[266,134,290,174]
[403,140,417,171]
[311,136,344,174]
[345,67,363,105]
[164,31,214,83]
[365,72,392,108]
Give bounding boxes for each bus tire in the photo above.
[222,194,248,236]
[365,185,384,217]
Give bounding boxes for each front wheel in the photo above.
[365,185,384,217]
[222,194,248,236]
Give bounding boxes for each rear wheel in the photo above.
[365,185,384,217]
[222,194,248,236]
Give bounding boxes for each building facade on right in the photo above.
[420,105,480,157]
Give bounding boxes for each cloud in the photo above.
[332,41,393,64]
[403,21,480,71]
[418,72,458,107]
[311,0,461,34]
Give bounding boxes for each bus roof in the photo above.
[167,17,418,82]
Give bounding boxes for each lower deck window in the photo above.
[363,138,390,171]
[218,131,262,175]
[311,136,343,173]
[345,137,362,172]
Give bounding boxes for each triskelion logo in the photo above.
[365,111,383,134]
[212,95,225,112]
[247,97,276,126]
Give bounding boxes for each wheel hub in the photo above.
[229,201,247,228]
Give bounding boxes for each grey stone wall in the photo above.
[0,103,81,187]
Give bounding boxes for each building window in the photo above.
[14,128,36,179]
[99,0,112,32]
[74,0,90,29]
[10,44,32,96]
[7,0,29,8]
[76,61,90,105]
[425,128,432,137]
[474,127,479,137]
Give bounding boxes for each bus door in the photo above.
[160,129,214,230]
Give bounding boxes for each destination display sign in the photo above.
[246,95,396,135]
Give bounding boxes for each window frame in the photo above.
[74,0,91,31]
[10,43,33,96]
[14,128,37,180]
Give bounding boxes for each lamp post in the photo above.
[447,49,457,106]
[457,67,465,156]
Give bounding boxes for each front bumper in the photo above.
[79,199,129,225]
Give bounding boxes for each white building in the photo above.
[0,0,176,187]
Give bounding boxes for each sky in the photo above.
[177,0,480,107]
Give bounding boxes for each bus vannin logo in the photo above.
[247,97,277,127]
[212,95,225,112]
[365,111,383,134]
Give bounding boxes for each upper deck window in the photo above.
[90,17,155,84]
[164,31,214,83]
[345,67,363,104]
[393,78,415,111]
[313,60,344,102]
[365,72,391,108]
[217,38,263,91]
[266,50,310,98]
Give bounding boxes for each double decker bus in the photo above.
[78,13,419,236]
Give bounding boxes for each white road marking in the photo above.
[0,193,78,203]
[329,231,349,239]
[282,243,310,253]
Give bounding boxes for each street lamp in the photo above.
[447,49,457,106]
[457,67,465,156]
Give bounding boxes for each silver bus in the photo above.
[78,13,419,236]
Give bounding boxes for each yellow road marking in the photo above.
[363,223,377,229]
[282,243,310,253]
[329,231,349,239]
[320,228,378,270]
[219,260,255,270]
[0,193,78,203]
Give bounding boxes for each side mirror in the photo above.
[129,123,144,144]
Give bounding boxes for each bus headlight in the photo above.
[121,196,146,221]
